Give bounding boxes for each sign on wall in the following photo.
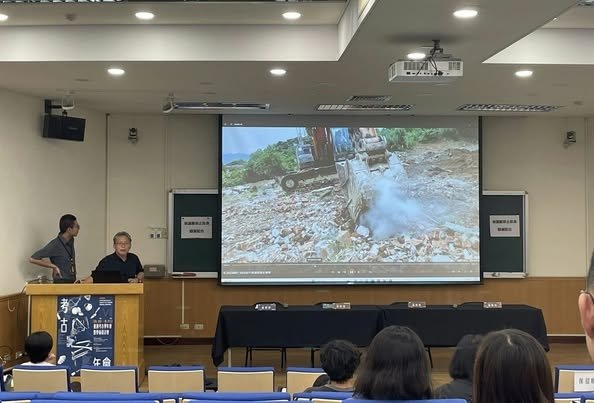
[489,214,520,237]
[56,295,114,375]
[181,216,212,239]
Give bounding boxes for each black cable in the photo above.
[154,337,180,346]
[14,284,27,342]
[414,58,430,77]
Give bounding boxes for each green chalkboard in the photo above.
[167,189,220,275]
[480,191,527,277]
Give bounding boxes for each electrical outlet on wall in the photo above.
[180,323,190,330]
[193,323,204,330]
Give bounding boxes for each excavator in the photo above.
[280,126,392,224]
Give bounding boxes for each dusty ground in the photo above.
[221,138,479,265]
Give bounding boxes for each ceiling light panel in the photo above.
[453,8,478,18]
[165,102,270,112]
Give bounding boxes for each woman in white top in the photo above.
[22,331,55,366]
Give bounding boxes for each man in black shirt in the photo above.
[84,231,144,283]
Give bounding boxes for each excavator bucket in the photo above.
[356,136,389,171]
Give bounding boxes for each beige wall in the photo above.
[482,117,589,277]
[106,114,218,266]
[2,98,593,295]
[0,89,107,295]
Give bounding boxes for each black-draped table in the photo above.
[381,303,549,350]
[211,305,383,366]
[211,304,548,366]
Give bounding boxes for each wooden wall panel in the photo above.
[0,292,27,367]
[114,294,144,375]
[143,279,182,336]
[144,277,586,337]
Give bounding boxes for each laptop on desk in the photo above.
[91,270,126,284]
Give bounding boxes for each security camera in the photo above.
[128,128,139,144]
[563,130,576,148]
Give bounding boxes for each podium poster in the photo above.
[56,295,115,375]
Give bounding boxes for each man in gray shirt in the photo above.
[30,214,80,283]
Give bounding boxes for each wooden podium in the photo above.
[25,284,144,378]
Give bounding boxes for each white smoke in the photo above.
[360,176,426,240]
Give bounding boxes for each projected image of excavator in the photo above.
[280,127,401,225]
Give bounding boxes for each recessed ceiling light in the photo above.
[107,67,125,76]
[270,68,287,77]
[0,13,8,22]
[407,52,426,61]
[453,9,478,18]
[282,11,301,20]
[135,11,154,20]
[515,70,533,78]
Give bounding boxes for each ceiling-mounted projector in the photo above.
[389,39,463,83]
[389,57,463,82]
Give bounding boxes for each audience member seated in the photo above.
[434,334,482,402]
[354,325,432,400]
[304,340,360,393]
[311,374,331,388]
[473,328,553,403]
[22,331,55,365]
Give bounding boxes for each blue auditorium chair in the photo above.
[80,365,138,392]
[217,367,275,392]
[148,365,205,393]
[12,364,70,392]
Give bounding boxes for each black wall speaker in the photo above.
[42,114,86,142]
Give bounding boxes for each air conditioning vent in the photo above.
[457,103,561,112]
[317,104,413,112]
[345,95,392,102]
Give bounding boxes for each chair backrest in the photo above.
[52,392,178,401]
[0,391,42,403]
[286,367,326,396]
[554,392,586,402]
[582,393,594,403]
[293,392,353,401]
[182,392,290,401]
[80,366,138,393]
[148,366,205,393]
[344,399,467,403]
[182,401,283,403]
[12,365,70,392]
[555,365,594,393]
[217,367,275,392]
[32,400,158,403]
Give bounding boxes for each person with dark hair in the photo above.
[30,214,79,283]
[311,374,331,388]
[434,334,482,402]
[23,331,55,365]
[83,231,144,283]
[304,339,361,392]
[578,252,594,361]
[473,328,553,403]
[354,325,432,400]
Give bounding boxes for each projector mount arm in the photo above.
[44,99,68,116]
[414,39,445,77]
